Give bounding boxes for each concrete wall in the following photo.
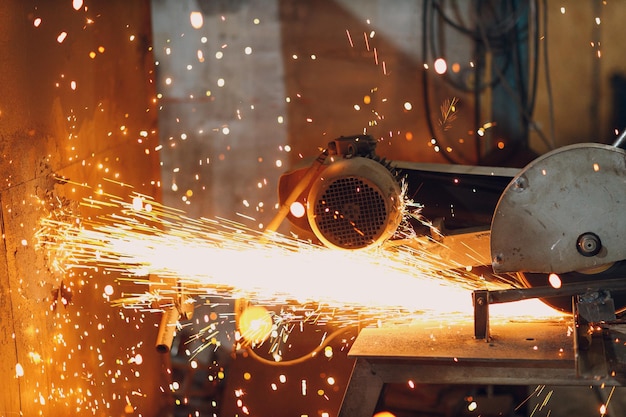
[151,0,289,228]
[0,1,167,416]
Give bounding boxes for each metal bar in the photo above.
[367,359,587,386]
[264,149,328,234]
[485,278,626,305]
[473,290,489,340]
[473,278,626,338]
[574,295,611,380]
[338,359,383,417]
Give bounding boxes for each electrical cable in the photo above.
[245,325,356,366]
[473,0,483,163]
[525,0,540,121]
[421,0,467,165]
[474,0,554,152]
[422,0,544,165]
[430,0,515,93]
[511,0,529,142]
[432,0,528,46]
[541,0,557,149]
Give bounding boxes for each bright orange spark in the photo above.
[37,192,561,327]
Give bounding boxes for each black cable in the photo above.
[422,0,549,164]
[421,0,463,164]
[541,0,556,149]
[474,0,553,151]
[245,325,356,366]
[424,0,533,164]
[430,0,515,93]
[526,0,540,120]
[473,0,484,164]
[511,0,529,141]
[432,0,528,46]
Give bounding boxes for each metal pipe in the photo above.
[155,307,180,353]
[264,149,328,234]
[486,278,626,305]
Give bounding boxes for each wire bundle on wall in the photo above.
[421,0,555,165]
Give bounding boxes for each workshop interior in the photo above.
[2,0,626,416]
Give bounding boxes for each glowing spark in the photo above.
[15,363,24,377]
[289,202,305,218]
[38,194,497,320]
[190,11,203,29]
[37,189,559,364]
[434,58,447,74]
[601,386,615,416]
[539,389,553,410]
[104,284,114,296]
[346,29,354,47]
[548,273,561,289]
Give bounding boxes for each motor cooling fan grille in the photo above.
[313,177,387,249]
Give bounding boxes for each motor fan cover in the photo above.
[307,156,402,250]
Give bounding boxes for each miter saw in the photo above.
[273,134,626,417]
[275,134,626,380]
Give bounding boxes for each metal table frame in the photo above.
[338,318,622,417]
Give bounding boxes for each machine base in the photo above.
[338,319,622,417]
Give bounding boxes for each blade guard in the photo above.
[491,143,626,274]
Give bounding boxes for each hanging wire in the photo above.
[421,0,554,165]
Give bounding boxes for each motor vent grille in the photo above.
[313,176,387,249]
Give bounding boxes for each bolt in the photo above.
[512,175,528,191]
[576,232,602,257]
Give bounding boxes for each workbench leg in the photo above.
[338,358,384,417]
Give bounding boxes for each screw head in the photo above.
[576,232,602,257]
[512,175,528,191]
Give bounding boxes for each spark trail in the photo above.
[37,191,516,323]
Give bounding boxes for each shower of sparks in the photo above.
[13,1,624,416]
[37,191,512,323]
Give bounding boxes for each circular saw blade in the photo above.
[491,143,626,274]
